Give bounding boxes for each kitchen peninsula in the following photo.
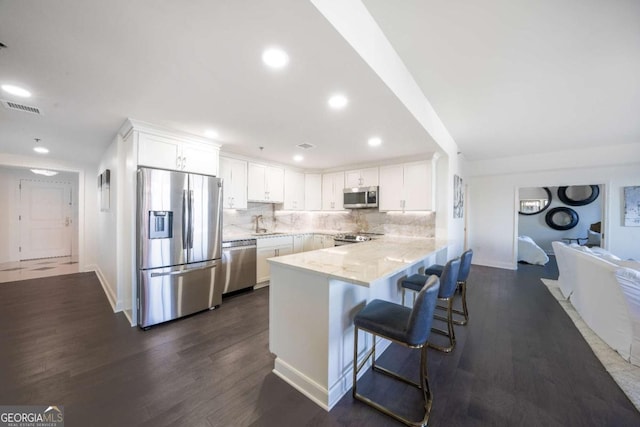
[268,236,448,410]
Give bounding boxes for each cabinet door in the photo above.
[181,142,219,176]
[138,133,181,170]
[322,172,344,211]
[404,161,432,210]
[276,245,293,257]
[312,235,324,250]
[304,174,322,210]
[302,234,314,251]
[360,167,379,187]
[284,170,304,210]
[345,167,378,187]
[266,166,285,202]
[379,164,404,211]
[345,170,362,188]
[322,235,334,248]
[256,247,274,283]
[292,235,305,253]
[220,157,247,209]
[247,163,267,202]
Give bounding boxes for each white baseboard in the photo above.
[86,264,120,312]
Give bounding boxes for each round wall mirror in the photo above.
[519,187,552,215]
[557,185,599,206]
[545,207,579,230]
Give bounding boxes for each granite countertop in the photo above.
[222,230,340,242]
[267,236,448,286]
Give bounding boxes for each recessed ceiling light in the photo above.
[1,84,31,98]
[293,155,304,162]
[262,47,289,69]
[33,146,49,154]
[368,137,382,147]
[205,129,219,139]
[30,169,58,177]
[328,94,348,109]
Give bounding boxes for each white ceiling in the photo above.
[363,0,640,160]
[1,1,638,170]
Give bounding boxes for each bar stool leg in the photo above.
[429,297,456,353]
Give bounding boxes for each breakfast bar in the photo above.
[268,236,449,410]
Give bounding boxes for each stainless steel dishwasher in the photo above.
[221,239,257,295]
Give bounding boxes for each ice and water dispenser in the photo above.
[148,211,173,239]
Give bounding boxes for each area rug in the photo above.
[541,278,640,411]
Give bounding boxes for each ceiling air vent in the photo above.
[296,142,315,150]
[1,99,42,115]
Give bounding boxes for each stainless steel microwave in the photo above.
[343,186,378,209]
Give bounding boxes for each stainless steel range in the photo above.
[333,233,379,246]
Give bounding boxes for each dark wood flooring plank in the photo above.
[0,260,638,426]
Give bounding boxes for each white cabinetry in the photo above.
[313,234,335,249]
[345,167,379,188]
[138,132,219,176]
[256,236,293,283]
[219,156,247,209]
[322,172,345,211]
[284,170,305,210]
[293,234,308,253]
[379,161,432,211]
[304,173,322,210]
[248,163,284,203]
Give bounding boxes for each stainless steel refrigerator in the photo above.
[137,167,223,328]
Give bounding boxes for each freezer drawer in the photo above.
[138,260,222,328]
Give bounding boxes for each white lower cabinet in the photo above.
[313,234,334,249]
[256,236,294,283]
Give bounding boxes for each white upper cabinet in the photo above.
[284,170,305,210]
[248,163,285,203]
[220,156,248,209]
[345,167,379,188]
[304,173,322,210]
[379,161,432,211]
[137,132,219,176]
[322,172,345,211]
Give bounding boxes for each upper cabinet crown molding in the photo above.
[121,119,220,176]
[119,118,221,149]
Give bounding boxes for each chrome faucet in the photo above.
[255,215,267,234]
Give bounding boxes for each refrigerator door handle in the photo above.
[149,264,216,278]
[182,190,188,250]
[189,190,195,249]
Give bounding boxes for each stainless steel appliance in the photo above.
[333,233,372,246]
[343,186,379,209]
[221,239,257,294]
[137,167,223,328]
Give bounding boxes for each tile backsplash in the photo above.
[223,203,435,238]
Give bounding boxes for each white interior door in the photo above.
[19,180,72,260]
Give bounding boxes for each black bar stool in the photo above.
[401,258,461,352]
[424,249,473,325]
[353,275,440,427]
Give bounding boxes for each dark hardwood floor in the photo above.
[1,261,638,426]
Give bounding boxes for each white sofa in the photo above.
[552,241,640,366]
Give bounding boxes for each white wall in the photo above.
[518,185,603,254]
[95,139,119,310]
[0,153,98,271]
[468,143,640,269]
